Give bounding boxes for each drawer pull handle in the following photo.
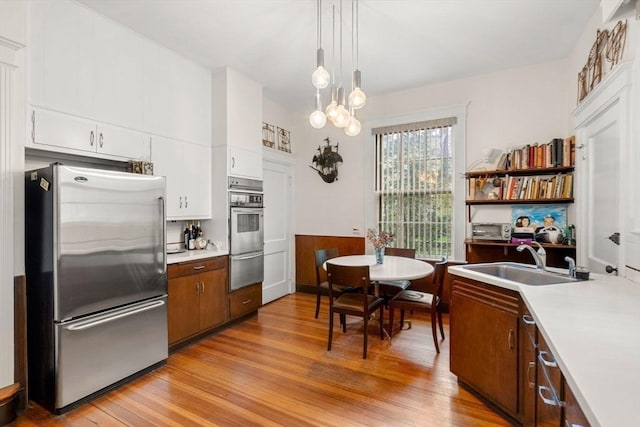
[539,350,558,368]
[195,283,200,294]
[242,299,252,305]
[538,385,565,407]
[522,314,536,325]
[193,265,206,270]
[507,329,514,349]
[527,361,535,388]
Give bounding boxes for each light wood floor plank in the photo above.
[14,293,511,426]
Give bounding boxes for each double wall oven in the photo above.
[229,177,264,291]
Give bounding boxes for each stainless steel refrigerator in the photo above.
[25,164,168,413]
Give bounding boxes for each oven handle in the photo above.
[232,251,264,261]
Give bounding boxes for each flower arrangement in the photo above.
[366,228,394,249]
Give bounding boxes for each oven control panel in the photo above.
[229,192,263,207]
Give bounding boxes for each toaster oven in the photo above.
[470,223,511,241]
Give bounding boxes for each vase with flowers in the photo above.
[366,228,394,264]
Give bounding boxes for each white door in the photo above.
[262,155,294,303]
[584,113,620,275]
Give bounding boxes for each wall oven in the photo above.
[229,180,264,291]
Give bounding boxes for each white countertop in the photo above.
[448,264,640,427]
[166,248,229,264]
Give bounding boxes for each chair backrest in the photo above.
[384,247,416,258]
[326,264,371,307]
[315,248,339,288]
[431,259,448,305]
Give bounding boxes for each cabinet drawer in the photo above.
[168,256,226,279]
[229,284,261,319]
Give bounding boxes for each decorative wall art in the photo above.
[277,127,291,153]
[262,122,275,148]
[310,137,343,183]
[577,20,627,104]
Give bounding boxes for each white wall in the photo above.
[294,58,572,236]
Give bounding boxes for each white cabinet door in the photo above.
[225,68,262,152]
[228,146,263,180]
[96,124,150,161]
[181,143,211,218]
[152,136,184,218]
[152,137,211,220]
[32,108,96,153]
[92,12,144,130]
[29,0,93,115]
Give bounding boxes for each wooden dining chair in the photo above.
[314,248,340,318]
[376,247,416,304]
[388,259,447,353]
[326,263,385,359]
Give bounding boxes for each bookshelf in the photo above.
[466,166,575,204]
[464,137,576,268]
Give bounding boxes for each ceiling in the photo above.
[76,0,600,112]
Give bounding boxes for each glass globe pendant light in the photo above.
[332,88,350,128]
[309,89,327,128]
[348,0,366,110]
[311,0,330,89]
[345,110,361,136]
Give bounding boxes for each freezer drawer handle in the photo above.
[233,252,263,261]
[65,300,165,331]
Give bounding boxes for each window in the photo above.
[373,117,456,258]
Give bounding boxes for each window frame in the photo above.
[364,104,467,260]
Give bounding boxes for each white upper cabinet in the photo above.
[212,67,263,179]
[28,0,211,147]
[152,136,211,220]
[31,107,150,161]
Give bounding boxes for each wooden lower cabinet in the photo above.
[521,303,537,427]
[229,283,262,319]
[168,257,228,346]
[450,273,592,427]
[450,277,520,420]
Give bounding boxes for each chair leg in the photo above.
[431,309,440,353]
[362,313,368,359]
[378,305,384,340]
[399,308,405,328]
[388,304,395,337]
[341,314,346,333]
[438,309,445,340]
[328,311,334,351]
[315,291,321,319]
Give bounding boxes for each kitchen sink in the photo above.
[460,262,579,286]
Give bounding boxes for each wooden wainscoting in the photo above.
[295,234,365,292]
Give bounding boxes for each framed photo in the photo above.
[511,205,567,234]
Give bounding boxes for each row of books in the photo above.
[468,173,573,200]
[495,136,575,170]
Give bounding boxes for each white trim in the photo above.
[0,62,15,387]
[364,103,468,260]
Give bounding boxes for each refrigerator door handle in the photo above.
[65,300,166,331]
[232,251,264,261]
[160,196,167,273]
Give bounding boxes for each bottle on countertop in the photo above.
[183,222,191,250]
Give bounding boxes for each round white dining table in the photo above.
[324,255,433,294]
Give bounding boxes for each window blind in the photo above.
[373,118,455,257]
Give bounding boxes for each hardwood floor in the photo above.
[13,293,511,426]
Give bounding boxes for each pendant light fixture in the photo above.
[309,0,366,136]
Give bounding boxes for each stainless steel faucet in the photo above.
[517,243,546,269]
[564,256,576,277]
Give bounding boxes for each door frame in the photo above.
[572,62,633,276]
[262,149,295,303]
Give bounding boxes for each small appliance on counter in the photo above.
[469,222,511,241]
